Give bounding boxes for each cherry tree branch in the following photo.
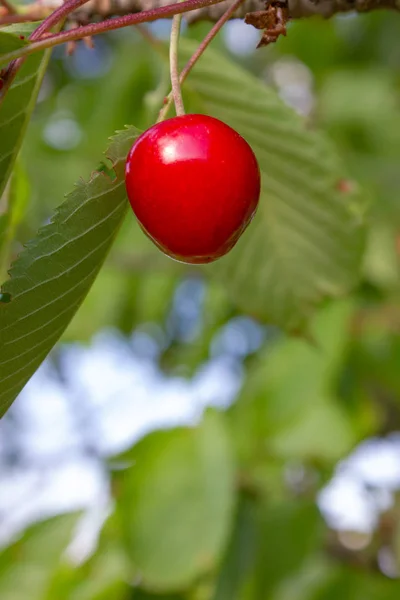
[30,0,92,40]
[0,0,92,100]
[0,0,228,68]
[1,0,397,30]
[0,13,41,24]
[0,0,16,14]
[201,0,400,19]
[36,0,400,22]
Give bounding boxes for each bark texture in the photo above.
[71,0,400,23]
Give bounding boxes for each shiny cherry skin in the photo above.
[125,114,261,264]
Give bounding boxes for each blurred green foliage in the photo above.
[0,6,400,600]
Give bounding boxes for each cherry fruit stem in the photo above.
[169,2,185,117]
[157,0,245,122]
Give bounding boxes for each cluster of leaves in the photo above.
[1,6,400,600]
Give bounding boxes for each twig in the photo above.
[0,0,16,15]
[157,0,246,121]
[30,0,92,41]
[0,0,225,104]
[181,0,246,80]
[0,13,42,24]
[0,0,91,103]
[169,1,185,117]
[0,0,228,69]
[1,0,399,30]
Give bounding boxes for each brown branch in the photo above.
[30,0,92,40]
[0,0,229,70]
[0,0,89,103]
[0,12,43,24]
[0,0,17,14]
[2,0,398,30]
[53,0,400,23]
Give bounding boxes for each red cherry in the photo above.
[125,114,261,264]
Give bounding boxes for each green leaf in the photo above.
[0,30,28,54]
[0,23,49,201]
[0,160,30,277]
[212,493,259,600]
[133,592,186,599]
[115,411,236,592]
[250,501,323,598]
[229,299,360,463]
[310,567,400,600]
[270,401,355,461]
[69,518,131,600]
[0,127,137,415]
[180,40,366,329]
[0,513,79,600]
[273,557,332,600]
[43,514,131,600]
[69,552,129,600]
[214,498,322,600]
